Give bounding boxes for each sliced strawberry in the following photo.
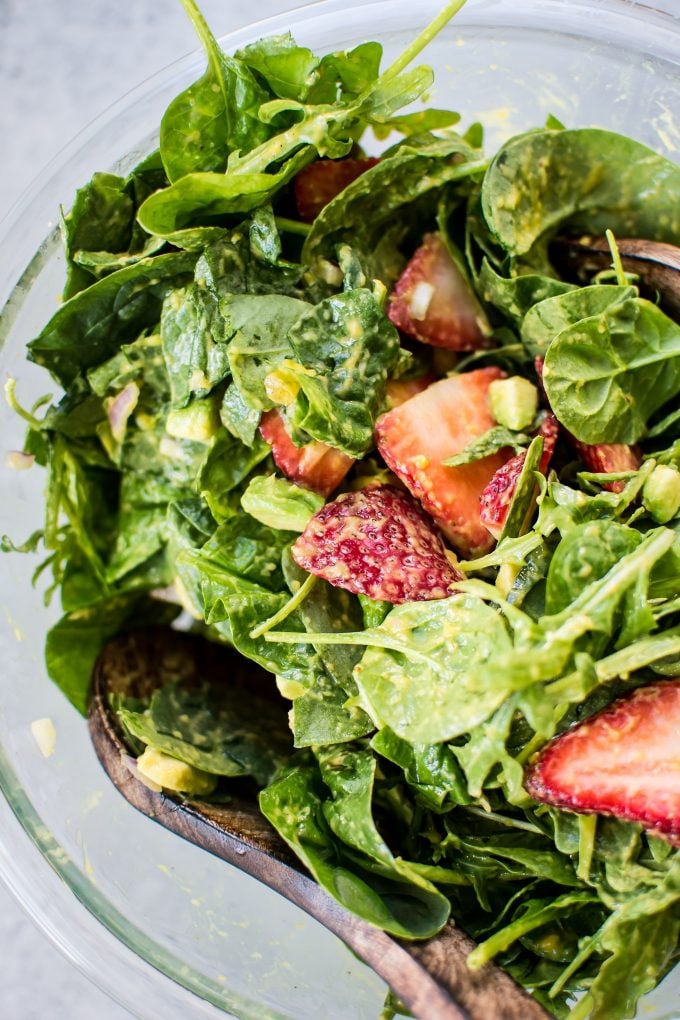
[294,158,380,222]
[259,409,353,498]
[525,680,680,846]
[388,232,490,351]
[384,374,436,410]
[375,367,511,557]
[480,412,559,539]
[292,484,462,604]
[570,439,641,494]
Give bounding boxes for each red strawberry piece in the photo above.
[480,412,559,539]
[375,367,511,557]
[259,409,353,498]
[525,679,680,846]
[294,157,380,222]
[570,439,642,494]
[292,484,463,604]
[388,232,491,351]
[384,374,436,410]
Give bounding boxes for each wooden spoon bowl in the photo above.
[89,626,553,1020]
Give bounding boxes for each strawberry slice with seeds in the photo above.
[292,484,462,604]
[375,367,511,557]
[480,412,559,539]
[294,158,380,222]
[259,409,353,498]
[570,439,641,494]
[388,232,490,351]
[525,680,680,846]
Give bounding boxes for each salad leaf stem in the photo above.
[379,0,469,83]
[249,572,317,639]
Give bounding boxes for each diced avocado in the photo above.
[136,746,217,795]
[643,464,680,524]
[166,396,220,443]
[488,376,538,431]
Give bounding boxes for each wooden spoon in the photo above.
[88,626,553,1020]
[550,235,680,321]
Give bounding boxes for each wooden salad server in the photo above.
[88,627,553,1020]
[550,235,680,321]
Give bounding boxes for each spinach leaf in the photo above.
[196,230,302,300]
[224,293,310,413]
[482,128,680,257]
[371,727,470,809]
[478,259,575,329]
[285,288,401,457]
[118,680,290,785]
[160,283,230,407]
[198,430,270,521]
[543,296,680,444]
[241,474,324,532]
[545,521,641,615]
[290,671,372,747]
[45,594,178,715]
[521,284,633,357]
[259,759,450,939]
[28,252,196,386]
[61,172,135,299]
[160,0,272,182]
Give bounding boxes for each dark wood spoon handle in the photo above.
[89,629,553,1019]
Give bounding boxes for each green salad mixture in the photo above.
[5,0,680,1017]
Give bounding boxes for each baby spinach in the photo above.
[543,296,680,444]
[28,252,196,386]
[160,283,231,407]
[482,128,680,257]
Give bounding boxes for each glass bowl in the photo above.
[0,1,679,1017]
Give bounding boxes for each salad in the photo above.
[4,0,680,1017]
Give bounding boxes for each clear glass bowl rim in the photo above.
[0,2,679,1018]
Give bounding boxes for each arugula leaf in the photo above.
[482,128,680,257]
[543,296,680,444]
[28,252,196,386]
[442,425,530,466]
[284,288,401,457]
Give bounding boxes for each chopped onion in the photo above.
[107,381,140,443]
[5,450,35,471]
[408,281,435,320]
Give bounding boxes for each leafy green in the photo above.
[160,0,272,182]
[284,288,401,457]
[482,127,680,257]
[28,252,196,386]
[442,425,531,466]
[160,283,230,407]
[543,295,680,444]
[241,474,323,532]
[118,679,290,785]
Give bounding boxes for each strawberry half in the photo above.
[375,367,511,557]
[292,484,463,604]
[480,412,559,540]
[570,439,641,494]
[294,157,380,222]
[525,680,680,846]
[388,232,490,351]
[259,409,353,498]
